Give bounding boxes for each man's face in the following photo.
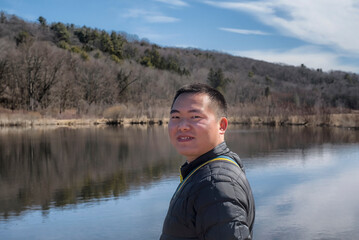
[168,93,227,162]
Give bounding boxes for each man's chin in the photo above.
[177,151,202,162]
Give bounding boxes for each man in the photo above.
[160,83,255,240]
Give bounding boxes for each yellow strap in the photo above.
[179,167,183,182]
[176,156,239,194]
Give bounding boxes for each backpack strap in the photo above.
[175,155,239,194]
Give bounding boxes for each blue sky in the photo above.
[1,0,359,73]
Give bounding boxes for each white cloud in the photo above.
[204,1,271,14]
[123,9,180,23]
[146,15,180,23]
[204,0,359,54]
[231,45,359,72]
[219,27,269,36]
[154,0,189,7]
[123,9,145,18]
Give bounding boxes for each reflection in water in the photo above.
[226,125,359,159]
[0,126,180,220]
[249,144,359,239]
[226,126,359,239]
[0,126,359,239]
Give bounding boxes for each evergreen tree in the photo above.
[1,11,6,23]
[110,31,126,59]
[37,16,47,27]
[99,31,114,53]
[15,31,33,46]
[207,68,230,93]
[50,22,70,43]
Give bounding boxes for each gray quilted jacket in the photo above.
[160,142,255,240]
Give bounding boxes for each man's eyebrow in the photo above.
[170,109,202,114]
[188,109,202,113]
[170,109,180,114]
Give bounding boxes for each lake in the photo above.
[0,125,359,240]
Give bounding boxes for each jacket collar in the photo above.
[180,142,231,179]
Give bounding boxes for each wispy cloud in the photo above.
[204,1,272,14]
[146,15,180,23]
[204,0,359,55]
[154,0,189,7]
[220,27,269,36]
[230,46,359,73]
[123,9,180,23]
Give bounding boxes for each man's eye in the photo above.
[171,115,180,119]
[192,115,201,119]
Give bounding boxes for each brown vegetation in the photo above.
[0,12,358,127]
[228,112,359,128]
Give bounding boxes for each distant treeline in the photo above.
[0,11,358,118]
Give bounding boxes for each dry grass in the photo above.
[103,105,123,120]
[0,105,358,128]
[0,108,41,126]
[329,113,359,128]
[228,113,359,128]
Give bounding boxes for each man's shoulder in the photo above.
[193,157,244,183]
[225,151,244,169]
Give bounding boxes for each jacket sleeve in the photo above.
[193,174,252,240]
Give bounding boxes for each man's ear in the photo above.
[219,117,228,134]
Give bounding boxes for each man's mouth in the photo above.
[177,136,194,142]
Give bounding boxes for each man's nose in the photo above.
[178,118,190,131]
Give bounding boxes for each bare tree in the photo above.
[0,59,7,96]
[18,42,64,110]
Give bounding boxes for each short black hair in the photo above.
[171,83,227,117]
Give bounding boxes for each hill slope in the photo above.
[0,12,358,121]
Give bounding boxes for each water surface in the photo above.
[0,126,358,239]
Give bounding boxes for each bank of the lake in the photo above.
[0,112,359,128]
[230,112,359,128]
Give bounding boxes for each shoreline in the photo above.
[229,113,359,129]
[0,113,358,129]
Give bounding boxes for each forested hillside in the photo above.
[0,12,358,121]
